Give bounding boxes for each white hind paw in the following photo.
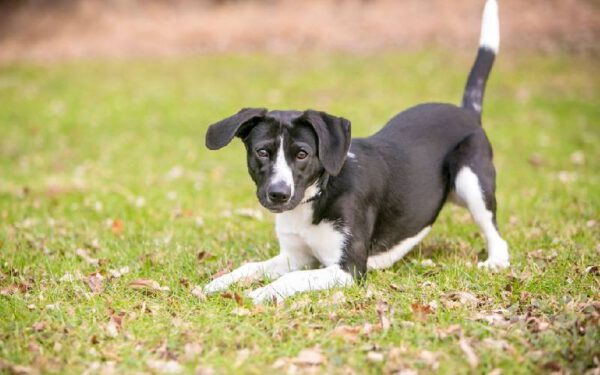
[478,258,510,271]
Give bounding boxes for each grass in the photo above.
[0,51,599,374]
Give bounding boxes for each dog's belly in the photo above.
[275,203,346,267]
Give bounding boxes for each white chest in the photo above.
[275,203,346,266]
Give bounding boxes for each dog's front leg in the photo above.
[203,233,315,294]
[247,265,354,304]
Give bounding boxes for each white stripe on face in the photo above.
[271,136,294,195]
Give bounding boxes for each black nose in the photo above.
[267,182,291,203]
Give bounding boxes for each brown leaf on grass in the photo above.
[32,321,46,332]
[526,316,550,333]
[0,282,32,296]
[293,348,326,366]
[585,265,599,275]
[435,324,462,339]
[332,325,361,342]
[528,249,558,261]
[197,251,213,263]
[75,248,99,266]
[0,360,37,375]
[154,341,179,361]
[87,272,104,294]
[376,300,391,331]
[0,283,19,296]
[442,291,479,309]
[128,278,170,292]
[411,303,434,321]
[220,291,244,306]
[210,263,232,279]
[108,266,129,279]
[106,310,125,338]
[459,335,479,369]
[111,219,124,235]
[147,359,183,374]
[190,286,206,301]
[470,312,510,327]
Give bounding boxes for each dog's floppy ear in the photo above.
[205,108,268,150]
[300,110,351,176]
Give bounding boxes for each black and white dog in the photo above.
[204,0,509,304]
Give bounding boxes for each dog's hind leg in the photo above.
[448,133,509,270]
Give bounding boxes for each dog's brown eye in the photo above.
[256,149,269,158]
[296,150,308,160]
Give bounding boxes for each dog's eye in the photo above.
[256,149,269,159]
[296,150,308,160]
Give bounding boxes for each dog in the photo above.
[203,0,509,304]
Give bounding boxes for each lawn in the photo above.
[0,51,599,374]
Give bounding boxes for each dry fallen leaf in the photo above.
[106,311,124,338]
[111,219,124,235]
[526,316,550,333]
[147,359,183,374]
[32,321,46,332]
[470,312,510,327]
[108,266,130,278]
[459,335,479,369]
[210,264,232,280]
[411,303,434,321]
[332,325,361,342]
[293,348,326,366]
[197,251,213,263]
[190,286,206,301]
[220,291,244,306]
[128,278,170,292]
[443,291,479,309]
[87,272,104,294]
[376,300,392,331]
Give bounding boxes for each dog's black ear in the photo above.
[300,110,351,176]
[205,108,268,150]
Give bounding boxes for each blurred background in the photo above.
[1,0,599,61]
[1,2,599,373]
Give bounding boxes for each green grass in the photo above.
[1,51,599,374]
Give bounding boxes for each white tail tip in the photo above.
[479,0,500,53]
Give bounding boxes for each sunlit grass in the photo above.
[1,52,599,374]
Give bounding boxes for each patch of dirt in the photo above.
[0,0,598,62]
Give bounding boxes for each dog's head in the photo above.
[206,108,351,213]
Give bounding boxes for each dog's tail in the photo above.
[461,0,499,118]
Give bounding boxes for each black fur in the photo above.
[205,8,500,282]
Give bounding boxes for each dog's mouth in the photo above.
[258,192,304,213]
[261,200,299,213]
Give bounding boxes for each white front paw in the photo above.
[478,258,510,271]
[247,286,283,305]
[203,276,231,294]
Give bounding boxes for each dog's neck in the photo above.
[301,173,329,204]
